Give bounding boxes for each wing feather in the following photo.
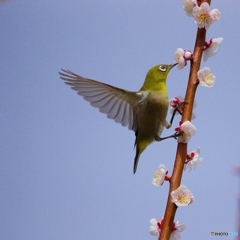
[59,69,140,131]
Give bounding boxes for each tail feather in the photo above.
[133,148,140,174]
[133,130,151,174]
[133,138,148,174]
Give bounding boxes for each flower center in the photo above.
[198,13,208,23]
[178,193,189,204]
[182,131,190,138]
[176,54,181,62]
[155,170,162,181]
[205,73,214,83]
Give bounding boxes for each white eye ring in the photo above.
[159,65,167,72]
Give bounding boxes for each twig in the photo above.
[159,0,211,239]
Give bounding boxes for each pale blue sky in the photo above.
[1,1,240,239]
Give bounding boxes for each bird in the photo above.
[59,63,177,173]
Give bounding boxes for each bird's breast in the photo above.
[146,91,168,105]
[135,91,169,138]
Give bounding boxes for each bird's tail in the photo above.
[133,148,141,174]
[133,139,148,174]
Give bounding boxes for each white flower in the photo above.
[171,185,194,206]
[193,2,212,29]
[203,37,223,62]
[197,67,216,87]
[171,221,187,240]
[174,48,186,70]
[152,164,168,186]
[169,96,196,120]
[169,96,183,108]
[149,218,160,237]
[174,48,193,70]
[183,0,197,17]
[210,8,221,21]
[149,218,186,239]
[184,147,203,171]
[176,121,196,143]
[193,2,221,29]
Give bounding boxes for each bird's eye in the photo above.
[159,65,167,72]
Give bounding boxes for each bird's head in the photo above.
[140,63,177,92]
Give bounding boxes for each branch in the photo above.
[159,1,211,239]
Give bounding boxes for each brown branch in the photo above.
[159,0,211,239]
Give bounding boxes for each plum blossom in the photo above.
[175,121,196,143]
[169,96,196,120]
[184,147,203,171]
[210,8,221,21]
[182,0,197,17]
[152,164,169,186]
[184,51,192,60]
[149,218,186,239]
[203,37,223,62]
[193,2,221,29]
[174,48,186,70]
[197,67,216,87]
[174,48,192,70]
[169,96,184,109]
[171,185,194,206]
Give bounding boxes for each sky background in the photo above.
[1,1,240,239]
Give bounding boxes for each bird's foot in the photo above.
[165,122,172,129]
[155,131,183,142]
[155,136,161,142]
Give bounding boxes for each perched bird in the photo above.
[59,63,177,173]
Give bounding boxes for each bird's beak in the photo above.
[169,63,178,69]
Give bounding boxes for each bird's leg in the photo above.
[155,102,186,142]
[155,131,183,142]
[167,101,186,128]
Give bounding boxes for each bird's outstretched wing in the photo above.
[59,69,140,131]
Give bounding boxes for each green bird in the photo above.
[59,63,177,173]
